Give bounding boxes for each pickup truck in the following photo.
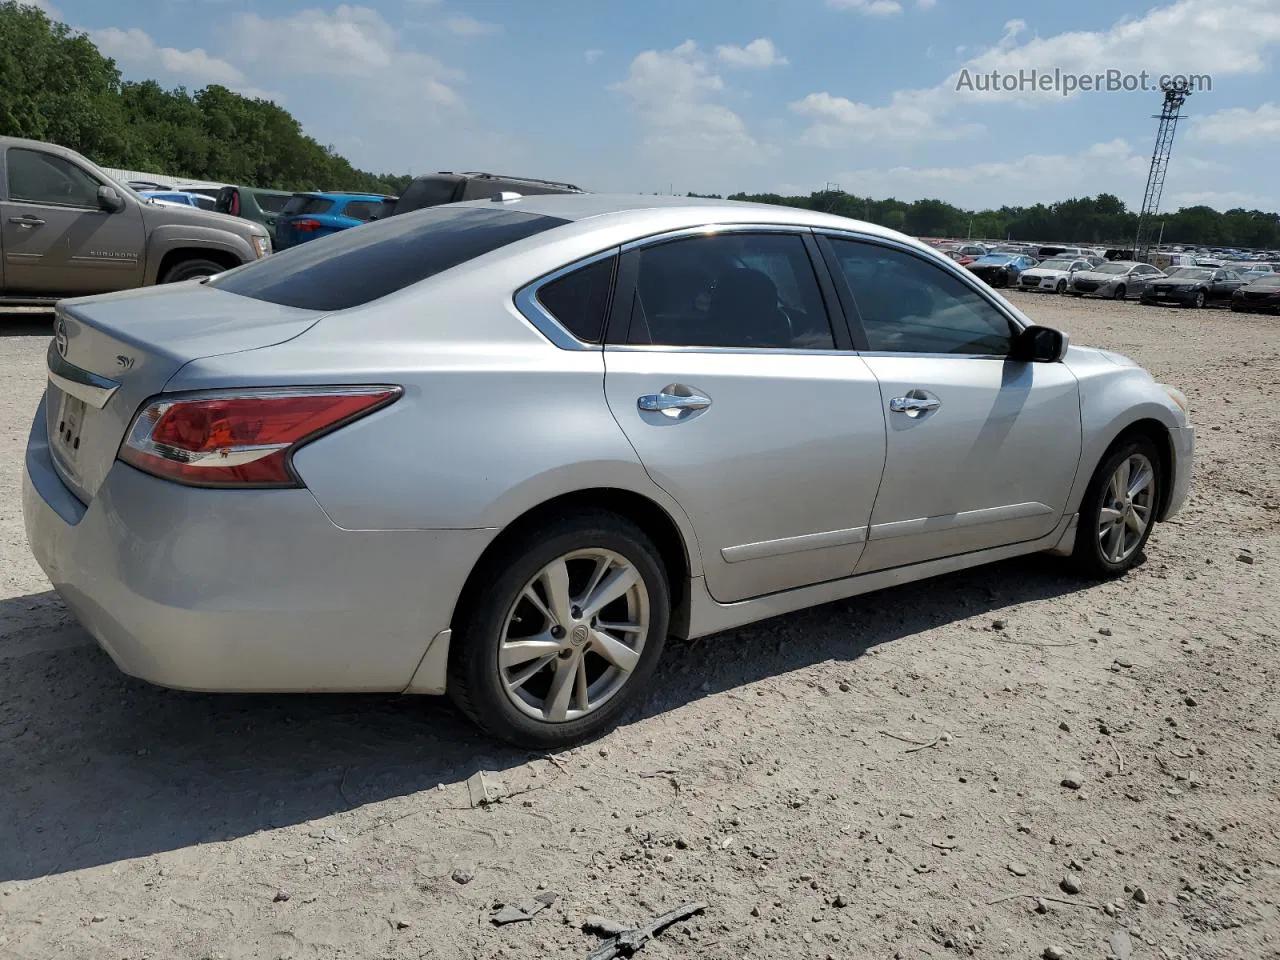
[1,136,270,307]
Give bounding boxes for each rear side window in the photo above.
[342,199,394,222]
[393,177,459,215]
[284,195,334,215]
[536,256,616,343]
[212,206,568,311]
[256,192,290,213]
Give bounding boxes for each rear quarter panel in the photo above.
[164,264,706,575]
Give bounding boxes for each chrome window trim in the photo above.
[513,246,619,351]
[619,222,809,252]
[816,228,1030,336]
[46,341,120,409]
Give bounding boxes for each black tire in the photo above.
[1055,280,1067,294]
[1112,284,1127,300]
[1072,434,1162,579]
[160,257,227,283]
[448,510,670,748]
[1192,290,1206,309]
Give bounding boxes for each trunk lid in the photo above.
[47,282,323,503]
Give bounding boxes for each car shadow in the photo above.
[0,313,55,336]
[0,553,1095,882]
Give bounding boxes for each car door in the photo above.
[601,228,887,604]
[818,234,1082,573]
[1212,269,1245,302]
[0,146,145,296]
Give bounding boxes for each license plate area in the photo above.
[53,391,88,465]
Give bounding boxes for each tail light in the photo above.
[119,386,400,488]
[292,218,322,232]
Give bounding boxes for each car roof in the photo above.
[444,193,930,245]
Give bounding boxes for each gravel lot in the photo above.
[1,295,1277,960]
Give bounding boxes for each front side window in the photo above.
[826,237,1015,356]
[6,148,101,207]
[624,233,834,349]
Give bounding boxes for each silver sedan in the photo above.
[24,195,1194,747]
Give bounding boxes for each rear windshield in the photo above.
[343,198,396,222]
[255,192,291,213]
[393,176,459,215]
[284,195,334,215]
[211,206,568,311]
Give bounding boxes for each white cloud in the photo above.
[795,1,1280,149]
[23,0,61,16]
[829,140,1152,208]
[442,14,500,36]
[790,90,981,142]
[90,26,274,98]
[1189,103,1280,144]
[611,40,760,157]
[1166,189,1278,210]
[715,38,788,69]
[827,0,903,15]
[231,5,461,107]
[584,48,603,64]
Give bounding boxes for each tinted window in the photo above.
[625,233,834,349]
[393,176,460,215]
[215,187,237,214]
[536,256,616,343]
[284,195,334,215]
[343,199,394,222]
[212,206,567,311]
[6,148,101,207]
[255,192,291,213]
[827,238,1014,355]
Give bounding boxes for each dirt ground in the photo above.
[1,294,1277,960]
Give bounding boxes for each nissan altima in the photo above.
[24,195,1194,747]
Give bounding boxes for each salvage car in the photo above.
[274,192,397,249]
[1016,257,1093,294]
[965,252,1038,288]
[1069,261,1164,300]
[1230,273,1280,313]
[0,135,270,308]
[23,195,1194,747]
[1140,267,1248,308]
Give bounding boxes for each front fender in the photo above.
[144,225,256,283]
[1062,347,1187,516]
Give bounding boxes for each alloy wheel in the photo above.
[497,549,649,723]
[1097,453,1155,565]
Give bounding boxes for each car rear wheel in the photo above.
[1072,435,1161,578]
[160,258,226,283]
[448,510,670,748]
[1112,284,1127,300]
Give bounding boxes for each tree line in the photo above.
[3,1,1277,249]
[0,1,409,194]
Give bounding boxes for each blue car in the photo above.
[139,190,216,211]
[965,253,1039,288]
[274,192,397,248]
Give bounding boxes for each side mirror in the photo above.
[1011,324,1069,363]
[98,185,125,213]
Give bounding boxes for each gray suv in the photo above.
[391,171,584,217]
[1,136,271,305]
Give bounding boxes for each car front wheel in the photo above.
[1191,291,1206,309]
[1073,435,1161,578]
[160,257,227,283]
[1112,284,1127,300]
[1055,280,1067,294]
[448,510,670,748]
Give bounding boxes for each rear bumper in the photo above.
[1163,424,1195,521]
[23,397,494,693]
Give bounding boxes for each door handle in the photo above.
[638,387,712,419]
[9,216,46,228]
[889,394,941,417]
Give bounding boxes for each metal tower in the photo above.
[1134,79,1191,262]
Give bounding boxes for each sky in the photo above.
[27,0,1280,213]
